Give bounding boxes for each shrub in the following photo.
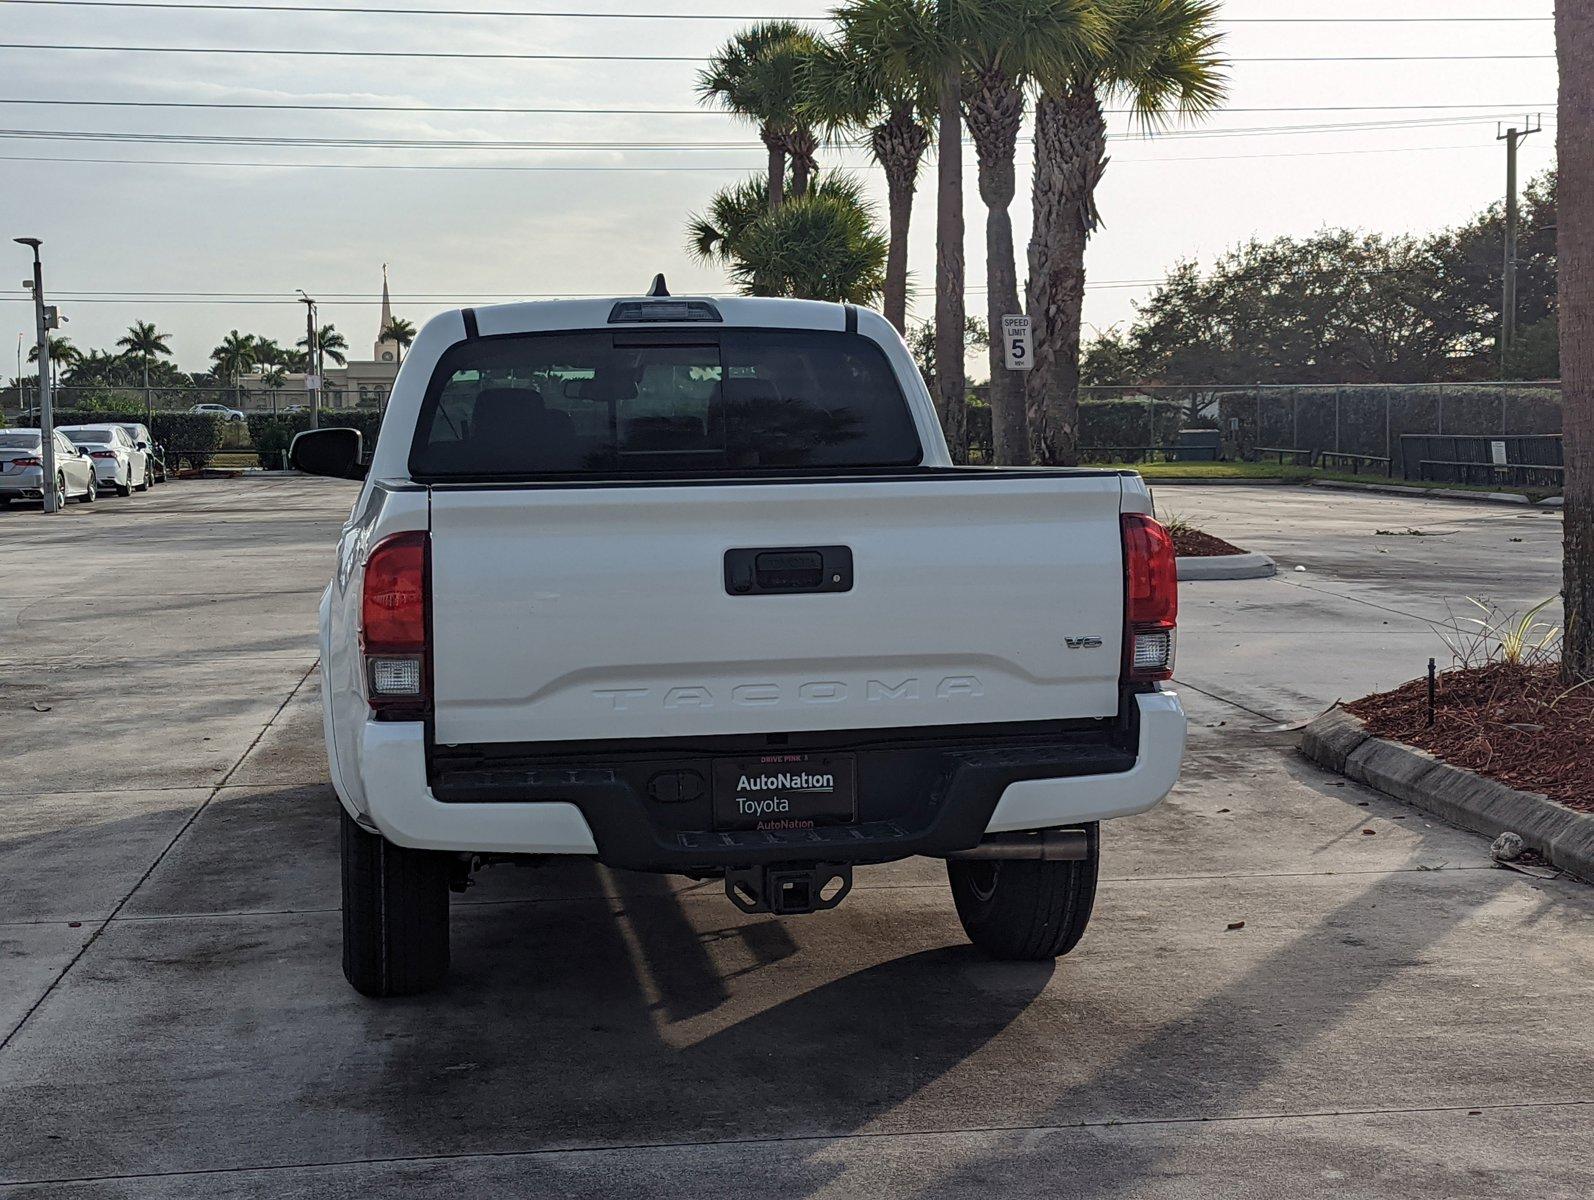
[248,411,386,466]
[1079,398,1186,452]
[21,409,225,469]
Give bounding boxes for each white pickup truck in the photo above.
[292,283,1186,997]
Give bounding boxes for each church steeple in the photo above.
[374,264,398,361]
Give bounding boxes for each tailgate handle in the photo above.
[725,546,853,595]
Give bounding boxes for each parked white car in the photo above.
[59,424,151,496]
[190,402,246,423]
[294,287,1187,997]
[0,427,97,506]
[116,422,167,483]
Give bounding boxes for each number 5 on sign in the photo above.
[1002,314,1032,371]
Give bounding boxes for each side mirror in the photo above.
[136,440,148,450]
[289,427,366,480]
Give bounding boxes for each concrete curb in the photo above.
[1308,478,1552,507]
[1301,707,1594,883]
[1177,551,1277,581]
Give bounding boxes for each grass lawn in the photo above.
[1086,460,1560,501]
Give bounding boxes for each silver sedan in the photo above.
[0,428,97,506]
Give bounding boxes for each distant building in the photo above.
[237,266,402,413]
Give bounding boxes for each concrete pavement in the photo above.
[1,479,1588,1198]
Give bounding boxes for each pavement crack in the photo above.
[3,1098,1590,1190]
[0,661,319,1056]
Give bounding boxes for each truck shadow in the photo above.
[372,857,1053,1164]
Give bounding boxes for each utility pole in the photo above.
[15,237,59,513]
[297,290,320,429]
[1498,115,1543,376]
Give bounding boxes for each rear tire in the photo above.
[340,807,452,997]
[948,824,1099,960]
[78,478,95,504]
[114,472,132,497]
[135,464,152,492]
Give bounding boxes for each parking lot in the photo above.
[2,478,1590,1198]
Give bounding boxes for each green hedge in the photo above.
[1079,398,1186,450]
[247,411,386,461]
[22,409,225,469]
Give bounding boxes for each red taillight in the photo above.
[91,451,118,460]
[12,456,40,468]
[1122,513,1178,682]
[362,531,429,717]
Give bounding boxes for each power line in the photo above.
[0,42,1556,62]
[0,0,1558,19]
[0,115,1546,152]
[0,139,1545,175]
[0,97,1562,116]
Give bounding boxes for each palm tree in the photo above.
[210,331,257,406]
[1026,0,1225,465]
[250,336,285,368]
[380,316,416,362]
[953,0,1102,466]
[700,22,824,211]
[1559,0,1593,681]
[115,320,173,418]
[28,335,79,389]
[297,324,348,368]
[800,0,938,333]
[261,365,288,415]
[831,0,964,452]
[688,173,888,303]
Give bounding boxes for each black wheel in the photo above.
[114,473,132,497]
[78,476,95,504]
[340,807,452,997]
[55,474,68,505]
[948,824,1099,960]
[135,464,152,492]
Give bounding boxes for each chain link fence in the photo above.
[1077,382,1563,477]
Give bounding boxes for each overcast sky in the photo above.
[0,0,1559,377]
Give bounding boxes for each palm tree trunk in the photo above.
[762,129,787,212]
[934,59,967,459]
[873,107,930,334]
[1026,86,1107,467]
[788,128,818,199]
[966,70,1027,465]
[1560,4,1594,681]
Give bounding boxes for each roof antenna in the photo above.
[646,273,669,298]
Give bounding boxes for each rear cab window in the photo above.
[408,328,922,481]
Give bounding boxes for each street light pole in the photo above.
[298,290,320,430]
[15,237,58,513]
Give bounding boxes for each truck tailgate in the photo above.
[428,474,1127,745]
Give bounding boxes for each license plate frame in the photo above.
[712,752,857,831]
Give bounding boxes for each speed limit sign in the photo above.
[1002,314,1033,371]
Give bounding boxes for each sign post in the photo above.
[1002,314,1033,372]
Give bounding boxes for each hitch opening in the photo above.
[725,863,853,915]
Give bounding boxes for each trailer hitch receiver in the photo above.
[725,863,852,915]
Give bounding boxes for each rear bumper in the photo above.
[343,692,1186,863]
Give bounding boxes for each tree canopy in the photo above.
[1089,171,1559,387]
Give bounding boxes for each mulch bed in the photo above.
[1172,527,1247,557]
[1346,663,1594,812]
